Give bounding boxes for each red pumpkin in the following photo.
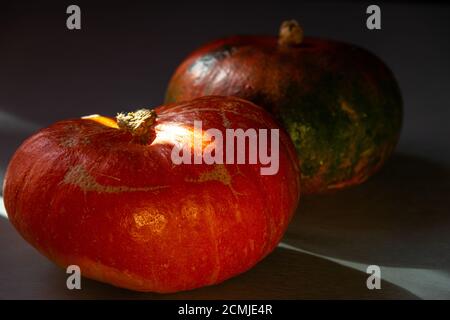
[165,21,403,194]
[3,96,300,293]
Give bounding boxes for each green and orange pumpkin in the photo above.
[165,20,403,194]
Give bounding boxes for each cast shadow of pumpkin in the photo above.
[0,215,416,299]
[284,152,450,269]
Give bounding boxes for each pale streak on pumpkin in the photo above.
[59,136,78,148]
[59,117,119,148]
[59,135,90,148]
[197,164,232,185]
[179,196,221,284]
[220,110,232,128]
[339,99,359,121]
[57,124,88,148]
[326,99,378,189]
[133,209,168,234]
[186,164,242,222]
[186,164,241,196]
[62,165,168,194]
[328,142,394,191]
[202,196,221,285]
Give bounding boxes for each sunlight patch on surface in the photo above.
[279,242,450,299]
[0,196,7,219]
[0,110,40,133]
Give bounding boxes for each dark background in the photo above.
[0,1,449,299]
[1,1,450,177]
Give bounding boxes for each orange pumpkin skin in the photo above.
[3,96,300,293]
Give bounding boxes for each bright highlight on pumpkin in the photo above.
[170,120,280,176]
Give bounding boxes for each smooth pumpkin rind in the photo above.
[3,96,300,293]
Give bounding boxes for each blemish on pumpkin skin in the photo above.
[96,172,122,181]
[340,99,358,121]
[59,136,90,148]
[59,137,77,148]
[197,164,232,185]
[57,124,93,148]
[186,164,242,199]
[220,110,232,128]
[133,210,167,234]
[62,124,80,132]
[62,165,168,194]
[181,200,199,221]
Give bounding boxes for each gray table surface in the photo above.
[2,151,450,299]
[1,2,450,299]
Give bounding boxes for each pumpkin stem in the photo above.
[116,109,157,144]
[278,20,303,47]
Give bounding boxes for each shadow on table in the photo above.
[285,152,450,269]
[0,215,416,299]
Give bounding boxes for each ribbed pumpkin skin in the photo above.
[3,96,300,293]
[165,36,403,194]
